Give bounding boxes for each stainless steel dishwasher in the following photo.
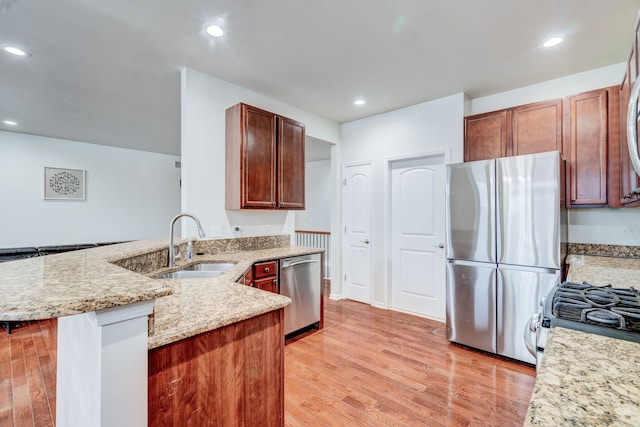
[279,253,322,336]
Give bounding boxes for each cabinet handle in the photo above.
[272,201,276,206]
[272,279,277,284]
[279,202,284,207]
[571,199,576,203]
[264,267,270,273]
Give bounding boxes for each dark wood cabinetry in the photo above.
[253,260,278,293]
[464,100,562,162]
[565,89,609,206]
[512,100,562,156]
[148,310,284,426]
[237,260,278,293]
[464,110,509,161]
[464,87,627,208]
[225,103,305,210]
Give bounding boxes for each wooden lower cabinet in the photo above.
[253,260,278,293]
[148,309,285,427]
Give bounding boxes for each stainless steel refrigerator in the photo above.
[445,151,566,364]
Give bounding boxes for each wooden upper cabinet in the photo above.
[566,89,609,206]
[512,100,562,156]
[277,117,305,209]
[226,103,305,210]
[464,110,509,162]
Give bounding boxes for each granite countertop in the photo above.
[0,236,323,349]
[525,253,640,426]
[524,327,640,426]
[565,254,640,286]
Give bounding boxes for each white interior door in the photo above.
[390,155,446,319]
[342,163,372,303]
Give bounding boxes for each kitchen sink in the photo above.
[182,262,236,272]
[156,262,236,279]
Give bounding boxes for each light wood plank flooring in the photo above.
[1,299,535,426]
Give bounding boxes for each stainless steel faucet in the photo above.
[168,212,206,267]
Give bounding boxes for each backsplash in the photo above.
[567,243,640,259]
[110,235,291,273]
[195,235,290,254]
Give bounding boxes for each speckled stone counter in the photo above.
[0,236,323,349]
[525,252,640,426]
[144,244,322,349]
[524,327,640,426]
[0,238,174,321]
[566,254,640,286]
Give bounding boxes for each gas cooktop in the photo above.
[543,281,640,343]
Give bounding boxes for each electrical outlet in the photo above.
[211,225,223,237]
[623,227,640,235]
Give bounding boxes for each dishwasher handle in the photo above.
[281,259,319,269]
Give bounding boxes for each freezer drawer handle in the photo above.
[282,259,319,269]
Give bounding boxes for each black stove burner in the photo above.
[552,281,640,332]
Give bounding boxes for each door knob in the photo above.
[361,239,370,244]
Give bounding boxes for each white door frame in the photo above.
[380,148,450,310]
[341,160,374,304]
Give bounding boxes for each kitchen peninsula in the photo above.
[0,236,322,426]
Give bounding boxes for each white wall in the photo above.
[180,68,340,240]
[470,63,640,246]
[294,159,331,232]
[0,131,181,248]
[470,63,626,115]
[340,92,466,305]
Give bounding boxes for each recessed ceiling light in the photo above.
[543,37,563,48]
[2,120,18,126]
[2,46,29,56]
[206,24,225,38]
[354,99,366,106]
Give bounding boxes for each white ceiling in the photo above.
[1,0,639,156]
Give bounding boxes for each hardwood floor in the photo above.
[1,299,535,426]
[284,299,536,426]
[1,319,57,427]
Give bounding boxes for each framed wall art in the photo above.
[44,167,86,200]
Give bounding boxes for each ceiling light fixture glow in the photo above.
[354,99,366,106]
[2,120,18,126]
[3,46,29,56]
[543,37,563,48]
[206,24,225,38]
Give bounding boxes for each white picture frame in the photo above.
[44,167,86,200]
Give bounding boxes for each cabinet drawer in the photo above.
[254,277,278,293]
[254,261,277,279]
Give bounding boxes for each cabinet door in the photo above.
[464,110,509,161]
[254,277,277,293]
[567,89,608,206]
[512,100,562,156]
[277,116,305,209]
[243,106,277,208]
